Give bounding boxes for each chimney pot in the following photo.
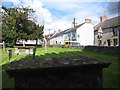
[100,16,108,22]
[71,22,78,27]
[85,19,92,23]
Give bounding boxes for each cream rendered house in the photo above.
[49,19,94,46]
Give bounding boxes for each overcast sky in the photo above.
[1,0,119,35]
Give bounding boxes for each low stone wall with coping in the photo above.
[83,46,119,56]
[49,45,119,56]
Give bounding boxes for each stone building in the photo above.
[94,16,120,46]
[49,19,94,46]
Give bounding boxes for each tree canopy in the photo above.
[1,6,44,47]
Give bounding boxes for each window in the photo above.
[107,39,111,46]
[78,34,80,38]
[103,41,106,46]
[72,42,80,46]
[98,40,102,46]
[68,33,71,37]
[72,32,76,38]
[113,39,118,46]
[113,28,118,36]
[97,35,102,39]
[64,36,67,39]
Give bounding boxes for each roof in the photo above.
[50,23,85,39]
[94,16,120,31]
[44,33,54,38]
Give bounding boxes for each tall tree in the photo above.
[1,6,44,47]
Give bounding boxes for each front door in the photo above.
[107,39,111,46]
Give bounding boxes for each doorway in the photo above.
[113,39,118,46]
[107,39,111,46]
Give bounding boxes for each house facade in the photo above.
[94,16,120,46]
[49,19,94,46]
[16,39,42,45]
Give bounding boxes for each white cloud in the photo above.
[18,0,52,25]
[3,0,118,36]
[44,2,82,11]
[2,0,54,35]
[73,3,108,24]
[43,19,71,35]
[16,0,77,35]
[43,0,109,2]
[7,0,21,6]
[44,15,72,34]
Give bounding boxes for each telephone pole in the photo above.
[49,29,50,38]
[73,18,75,27]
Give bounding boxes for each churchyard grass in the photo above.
[1,47,118,88]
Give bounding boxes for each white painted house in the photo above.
[49,19,94,46]
[16,39,42,45]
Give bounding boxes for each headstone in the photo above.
[44,37,47,51]
[33,47,36,59]
[23,40,25,47]
[14,48,19,55]
[8,49,12,60]
[3,41,6,51]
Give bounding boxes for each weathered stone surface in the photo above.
[6,56,111,88]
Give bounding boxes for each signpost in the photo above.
[98,26,103,46]
[98,26,103,34]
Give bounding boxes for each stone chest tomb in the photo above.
[6,56,111,88]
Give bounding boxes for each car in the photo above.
[64,41,80,46]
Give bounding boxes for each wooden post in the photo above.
[8,49,12,60]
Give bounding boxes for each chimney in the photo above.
[54,30,56,33]
[71,18,78,28]
[100,16,108,22]
[85,19,92,23]
[58,29,61,32]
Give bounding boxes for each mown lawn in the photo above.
[1,47,119,88]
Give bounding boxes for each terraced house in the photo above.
[49,19,94,46]
[94,16,120,46]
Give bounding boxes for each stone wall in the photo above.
[70,46,119,56]
[83,46,119,56]
[50,45,119,56]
